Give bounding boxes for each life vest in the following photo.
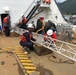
[43,0,50,4]
[51,32,56,42]
[3,17,8,24]
[30,33,32,39]
[21,34,27,42]
[20,31,32,42]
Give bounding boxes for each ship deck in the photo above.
[0,33,76,75]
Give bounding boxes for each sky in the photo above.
[56,0,67,3]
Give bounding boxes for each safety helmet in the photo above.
[47,29,53,36]
[40,17,44,20]
[27,24,34,28]
[21,14,24,16]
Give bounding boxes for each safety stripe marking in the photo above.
[17,55,27,57]
[26,70,37,74]
[13,51,23,53]
[22,63,35,66]
[16,52,25,55]
[18,57,28,60]
[1,46,40,74]
[20,60,32,63]
[24,66,36,70]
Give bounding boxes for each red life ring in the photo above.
[43,0,50,4]
[46,0,50,4]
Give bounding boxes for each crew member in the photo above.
[36,17,45,34]
[20,15,27,29]
[3,15,11,36]
[44,29,57,42]
[44,20,57,33]
[20,23,36,52]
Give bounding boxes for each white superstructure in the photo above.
[0,0,76,62]
[0,0,67,28]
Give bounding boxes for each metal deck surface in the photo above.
[0,34,39,75]
[0,34,76,75]
[0,34,20,48]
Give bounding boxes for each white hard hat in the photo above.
[4,6,9,12]
[47,29,53,36]
[27,24,34,28]
[21,14,24,17]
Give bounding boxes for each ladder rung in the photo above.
[13,51,23,52]
[19,57,28,60]
[24,66,36,70]
[22,63,35,66]
[26,70,36,74]
[20,60,32,63]
[17,55,26,57]
[26,70,40,74]
[15,53,26,55]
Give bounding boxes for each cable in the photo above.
[70,39,76,44]
[48,53,74,64]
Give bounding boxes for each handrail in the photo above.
[14,0,41,25]
[23,0,36,15]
